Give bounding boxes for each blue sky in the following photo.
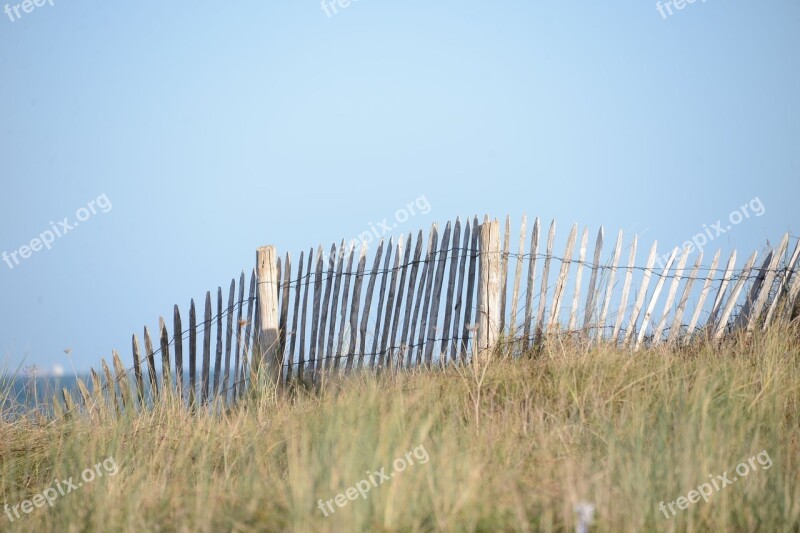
[1,1,798,374]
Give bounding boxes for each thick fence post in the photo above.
[477,219,501,357]
[256,246,281,387]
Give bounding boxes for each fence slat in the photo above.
[764,237,800,328]
[549,223,577,332]
[415,226,438,366]
[653,249,689,344]
[449,221,471,362]
[132,334,145,403]
[440,220,461,360]
[113,350,133,413]
[536,220,556,341]
[370,237,395,367]
[635,247,677,350]
[666,251,704,344]
[599,230,622,340]
[347,244,367,370]
[460,217,480,360]
[380,238,403,367]
[144,326,158,400]
[568,227,589,331]
[736,252,773,329]
[582,227,604,332]
[613,235,637,342]
[298,248,314,379]
[509,214,527,337]
[213,288,222,396]
[390,233,414,368]
[326,243,346,369]
[713,251,758,339]
[317,244,337,371]
[159,317,171,391]
[624,241,658,345]
[522,217,540,351]
[425,222,451,365]
[309,246,324,373]
[686,250,723,338]
[498,216,511,333]
[359,240,384,367]
[223,280,235,397]
[335,245,355,369]
[233,272,245,398]
[287,253,303,381]
[241,270,256,396]
[403,231,425,366]
[745,233,788,331]
[279,253,292,375]
[201,292,211,403]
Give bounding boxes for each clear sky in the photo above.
[1,1,798,374]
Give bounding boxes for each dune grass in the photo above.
[1,324,799,532]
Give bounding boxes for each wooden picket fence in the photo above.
[57,215,800,414]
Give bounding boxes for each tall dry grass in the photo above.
[1,324,799,532]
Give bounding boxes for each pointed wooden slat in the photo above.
[159,317,171,391]
[326,243,346,369]
[736,252,773,329]
[309,248,324,373]
[212,288,222,396]
[402,231,425,366]
[232,272,245,398]
[568,227,589,331]
[548,223,577,331]
[143,326,158,400]
[241,271,256,396]
[509,215,527,337]
[653,249,689,344]
[370,238,395,367]
[522,217,540,351]
[684,250,722,338]
[498,216,511,333]
[623,240,658,345]
[287,252,303,381]
[279,253,292,377]
[706,250,738,329]
[635,247,677,350]
[714,251,759,339]
[298,249,314,379]
[536,220,556,340]
[359,240,385,366]
[613,235,637,342]
[440,220,461,360]
[346,244,368,370]
[746,233,789,330]
[415,226,439,366]
[113,350,133,413]
[335,245,356,369]
[599,230,623,340]
[390,233,414,368]
[667,252,704,344]
[201,291,212,403]
[425,221,451,365]
[223,280,235,397]
[460,216,480,360]
[380,237,403,367]
[173,305,183,397]
[317,244,338,371]
[786,263,800,319]
[247,292,260,387]
[764,237,800,329]
[189,299,197,405]
[408,235,431,367]
[583,227,604,331]
[450,221,471,361]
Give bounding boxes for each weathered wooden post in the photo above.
[256,246,281,387]
[477,219,501,357]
